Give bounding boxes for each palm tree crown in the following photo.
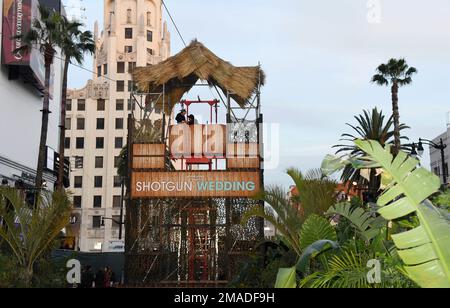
[372,58,417,86]
[334,107,409,193]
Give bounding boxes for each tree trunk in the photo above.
[368,168,381,201]
[391,82,401,155]
[24,265,33,288]
[35,49,54,190]
[57,59,70,191]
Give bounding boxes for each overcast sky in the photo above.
[66,0,450,189]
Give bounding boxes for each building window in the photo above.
[117,62,125,74]
[146,12,151,26]
[127,99,133,110]
[92,216,102,229]
[77,99,85,111]
[113,176,122,188]
[96,137,104,149]
[125,27,133,39]
[77,118,85,130]
[64,137,71,149]
[65,118,71,130]
[126,9,132,23]
[97,66,102,77]
[93,196,102,208]
[113,196,122,208]
[112,215,121,229]
[147,48,153,56]
[115,137,123,149]
[96,118,105,130]
[117,80,125,92]
[95,156,104,169]
[128,62,136,73]
[147,30,153,42]
[73,196,82,208]
[75,156,84,169]
[66,100,72,111]
[74,176,83,188]
[124,46,133,53]
[94,176,103,188]
[97,99,105,111]
[76,137,84,149]
[128,80,135,92]
[116,99,124,111]
[103,64,108,75]
[114,156,120,168]
[115,118,124,130]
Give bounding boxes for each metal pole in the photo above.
[440,139,447,185]
[119,177,125,240]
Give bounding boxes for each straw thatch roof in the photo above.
[132,41,265,113]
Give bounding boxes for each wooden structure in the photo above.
[125,41,264,286]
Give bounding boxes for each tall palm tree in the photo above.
[16,6,64,189]
[372,58,417,154]
[334,108,409,196]
[56,18,95,190]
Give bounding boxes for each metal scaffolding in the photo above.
[124,72,264,287]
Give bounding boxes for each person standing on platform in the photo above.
[176,109,187,124]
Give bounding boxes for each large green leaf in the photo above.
[299,214,337,251]
[296,240,340,273]
[275,267,297,288]
[326,203,385,242]
[355,140,450,288]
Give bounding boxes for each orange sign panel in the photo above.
[133,144,165,169]
[131,171,261,198]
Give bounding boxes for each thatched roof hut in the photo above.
[132,41,265,114]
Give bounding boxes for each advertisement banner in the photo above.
[2,0,32,65]
[2,0,51,93]
[132,171,262,199]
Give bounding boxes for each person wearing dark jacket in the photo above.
[81,265,94,288]
[175,109,187,124]
[94,268,105,288]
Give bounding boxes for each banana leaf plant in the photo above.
[354,140,450,288]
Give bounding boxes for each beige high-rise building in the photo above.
[66,0,170,252]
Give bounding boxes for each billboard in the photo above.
[2,0,51,92]
[131,171,261,199]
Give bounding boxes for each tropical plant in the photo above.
[242,185,303,256]
[57,18,95,190]
[286,168,337,218]
[0,187,72,287]
[372,59,417,154]
[229,242,296,288]
[333,107,409,196]
[355,140,450,288]
[274,214,339,288]
[326,202,386,242]
[15,5,65,189]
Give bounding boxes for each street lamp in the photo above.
[416,138,448,185]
